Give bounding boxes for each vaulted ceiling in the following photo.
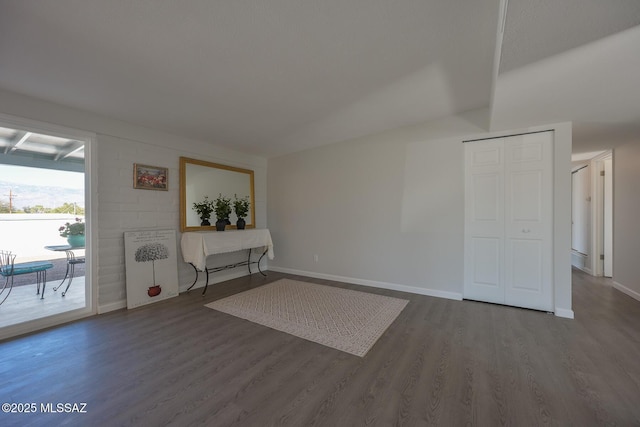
[0,1,638,157]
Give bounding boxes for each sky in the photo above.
[0,165,84,189]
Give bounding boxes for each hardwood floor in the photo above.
[1,269,639,426]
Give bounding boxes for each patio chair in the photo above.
[0,250,54,305]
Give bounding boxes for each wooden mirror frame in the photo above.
[180,157,256,232]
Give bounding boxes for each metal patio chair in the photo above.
[0,250,54,305]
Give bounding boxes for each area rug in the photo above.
[205,278,409,357]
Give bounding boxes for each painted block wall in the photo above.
[0,89,267,313]
[95,134,267,311]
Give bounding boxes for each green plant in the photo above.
[214,194,232,220]
[192,196,215,220]
[59,217,85,237]
[233,194,250,219]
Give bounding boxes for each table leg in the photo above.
[53,250,73,292]
[191,247,268,296]
[257,248,268,276]
[61,262,75,297]
[202,268,210,296]
[186,263,199,292]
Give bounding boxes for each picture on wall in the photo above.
[124,229,179,309]
[134,163,168,190]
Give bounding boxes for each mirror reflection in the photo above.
[180,157,255,232]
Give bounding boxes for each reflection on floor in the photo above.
[0,276,85,328]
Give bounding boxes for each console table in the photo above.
[180,229,274,295]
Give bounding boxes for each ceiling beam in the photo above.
[53,142,84,161]
[4,131,32,154]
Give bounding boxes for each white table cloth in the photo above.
[181,229,274,271]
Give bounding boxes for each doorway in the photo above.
[571,165,591,273]
[570,150,613,278]
[0,116,95,340]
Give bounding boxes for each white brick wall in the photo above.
[0,90,268,314]
[96,135,267,311]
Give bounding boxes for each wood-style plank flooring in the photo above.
[1,269,639,426]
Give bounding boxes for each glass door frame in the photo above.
[0,113,97,340]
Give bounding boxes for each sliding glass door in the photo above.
[0,116,95,340]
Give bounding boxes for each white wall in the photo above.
[0,87,577,317]
[613,142,640,301]
[268,110,573,316]
[0,89,267,313]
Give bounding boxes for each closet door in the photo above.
[464,140,505,304]
[504,133,553,311]
[464,132,554,312]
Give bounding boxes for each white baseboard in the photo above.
[98,300,126,314]
[98,269,256,314]
[574,266,593,275]
[571,251,593,276]
[613,281,640,302]
[554,307,575,319]
[268,266,463,301]
[571,251,585,268]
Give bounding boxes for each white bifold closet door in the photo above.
[464,131,553,312]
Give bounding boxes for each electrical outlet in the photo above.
[313,254,319,263]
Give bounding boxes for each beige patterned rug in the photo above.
[205,278,409,357]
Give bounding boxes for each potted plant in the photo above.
[214,194,232,231]
[192,196,215,226]
[233,194,250,230]
[59,217,85,247]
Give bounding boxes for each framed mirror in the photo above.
[180,157,255,232]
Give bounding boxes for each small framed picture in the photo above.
[134,163,168,191]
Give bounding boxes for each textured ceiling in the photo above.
[0,0,638,157]
[494,1,640,155]
[0,0,499,156]
[500,0,640,73]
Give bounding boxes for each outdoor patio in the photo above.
[0,214,87,328]
[0,259,86,328]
